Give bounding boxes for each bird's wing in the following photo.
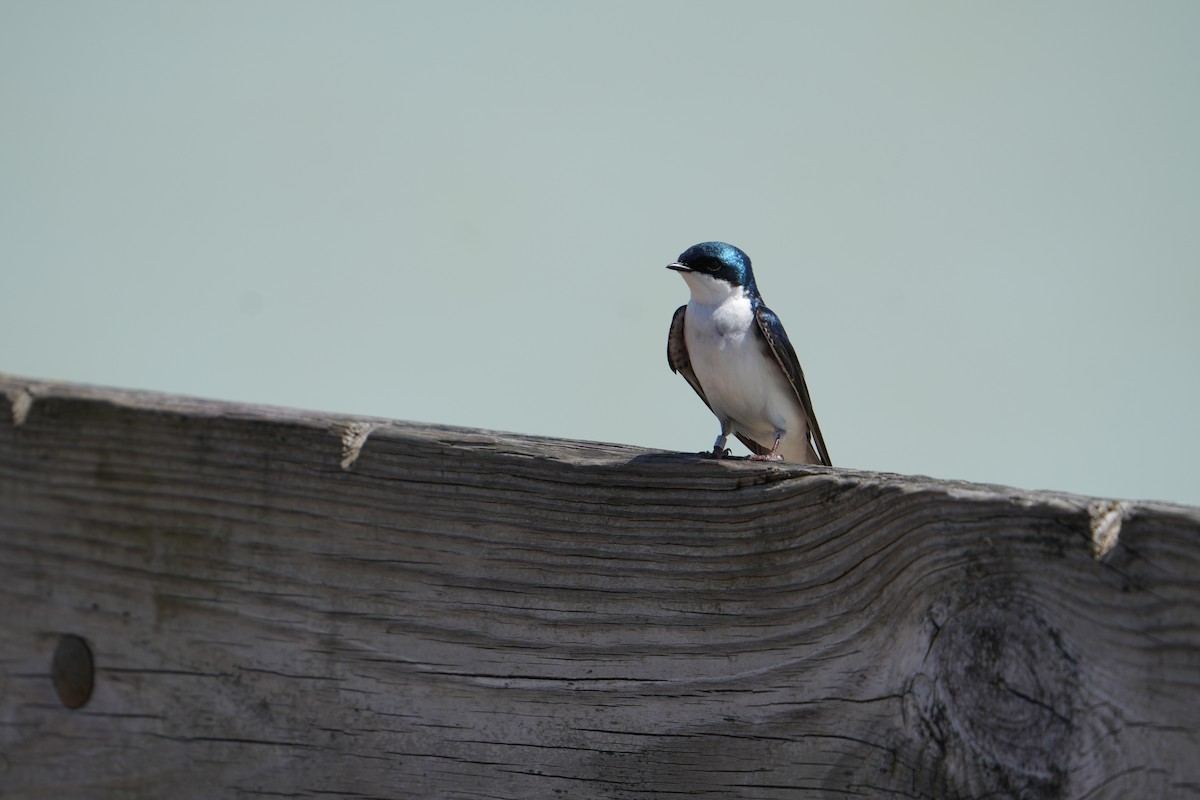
[667,305,710,407]
[669,305,771,457]
[754,304,832,466]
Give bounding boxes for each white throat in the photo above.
[679,271,743,307]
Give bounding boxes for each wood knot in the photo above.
[925,597,1077,788]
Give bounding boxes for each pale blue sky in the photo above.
[3,2,1198,506]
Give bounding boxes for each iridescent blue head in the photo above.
[666,241,758,296]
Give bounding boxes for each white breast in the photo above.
[680,273,812,461]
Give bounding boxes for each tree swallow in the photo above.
[666,241,831,465]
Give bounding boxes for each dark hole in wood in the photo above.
[52,634,94,710]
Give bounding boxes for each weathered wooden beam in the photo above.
[1,374,1197,799]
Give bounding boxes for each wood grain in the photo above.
[1,374,1197,799]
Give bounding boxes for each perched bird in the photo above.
[666,241,831,465]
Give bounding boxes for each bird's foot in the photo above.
[702,446,732,459]
[749,435,784,462]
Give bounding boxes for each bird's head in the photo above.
[667,241,758,301]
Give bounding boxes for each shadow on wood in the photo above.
[1,375,1197,799]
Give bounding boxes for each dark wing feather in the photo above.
[668,305,771,457]
[667,305,710,408]
[754,304,832,466]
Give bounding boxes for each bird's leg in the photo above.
[704,420,733,459]
[748,429,785,462]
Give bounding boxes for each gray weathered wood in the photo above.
[1,374,1197,799]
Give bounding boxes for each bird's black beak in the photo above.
[666,261,692,272]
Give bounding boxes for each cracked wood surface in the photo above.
[1,374,1198,799]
